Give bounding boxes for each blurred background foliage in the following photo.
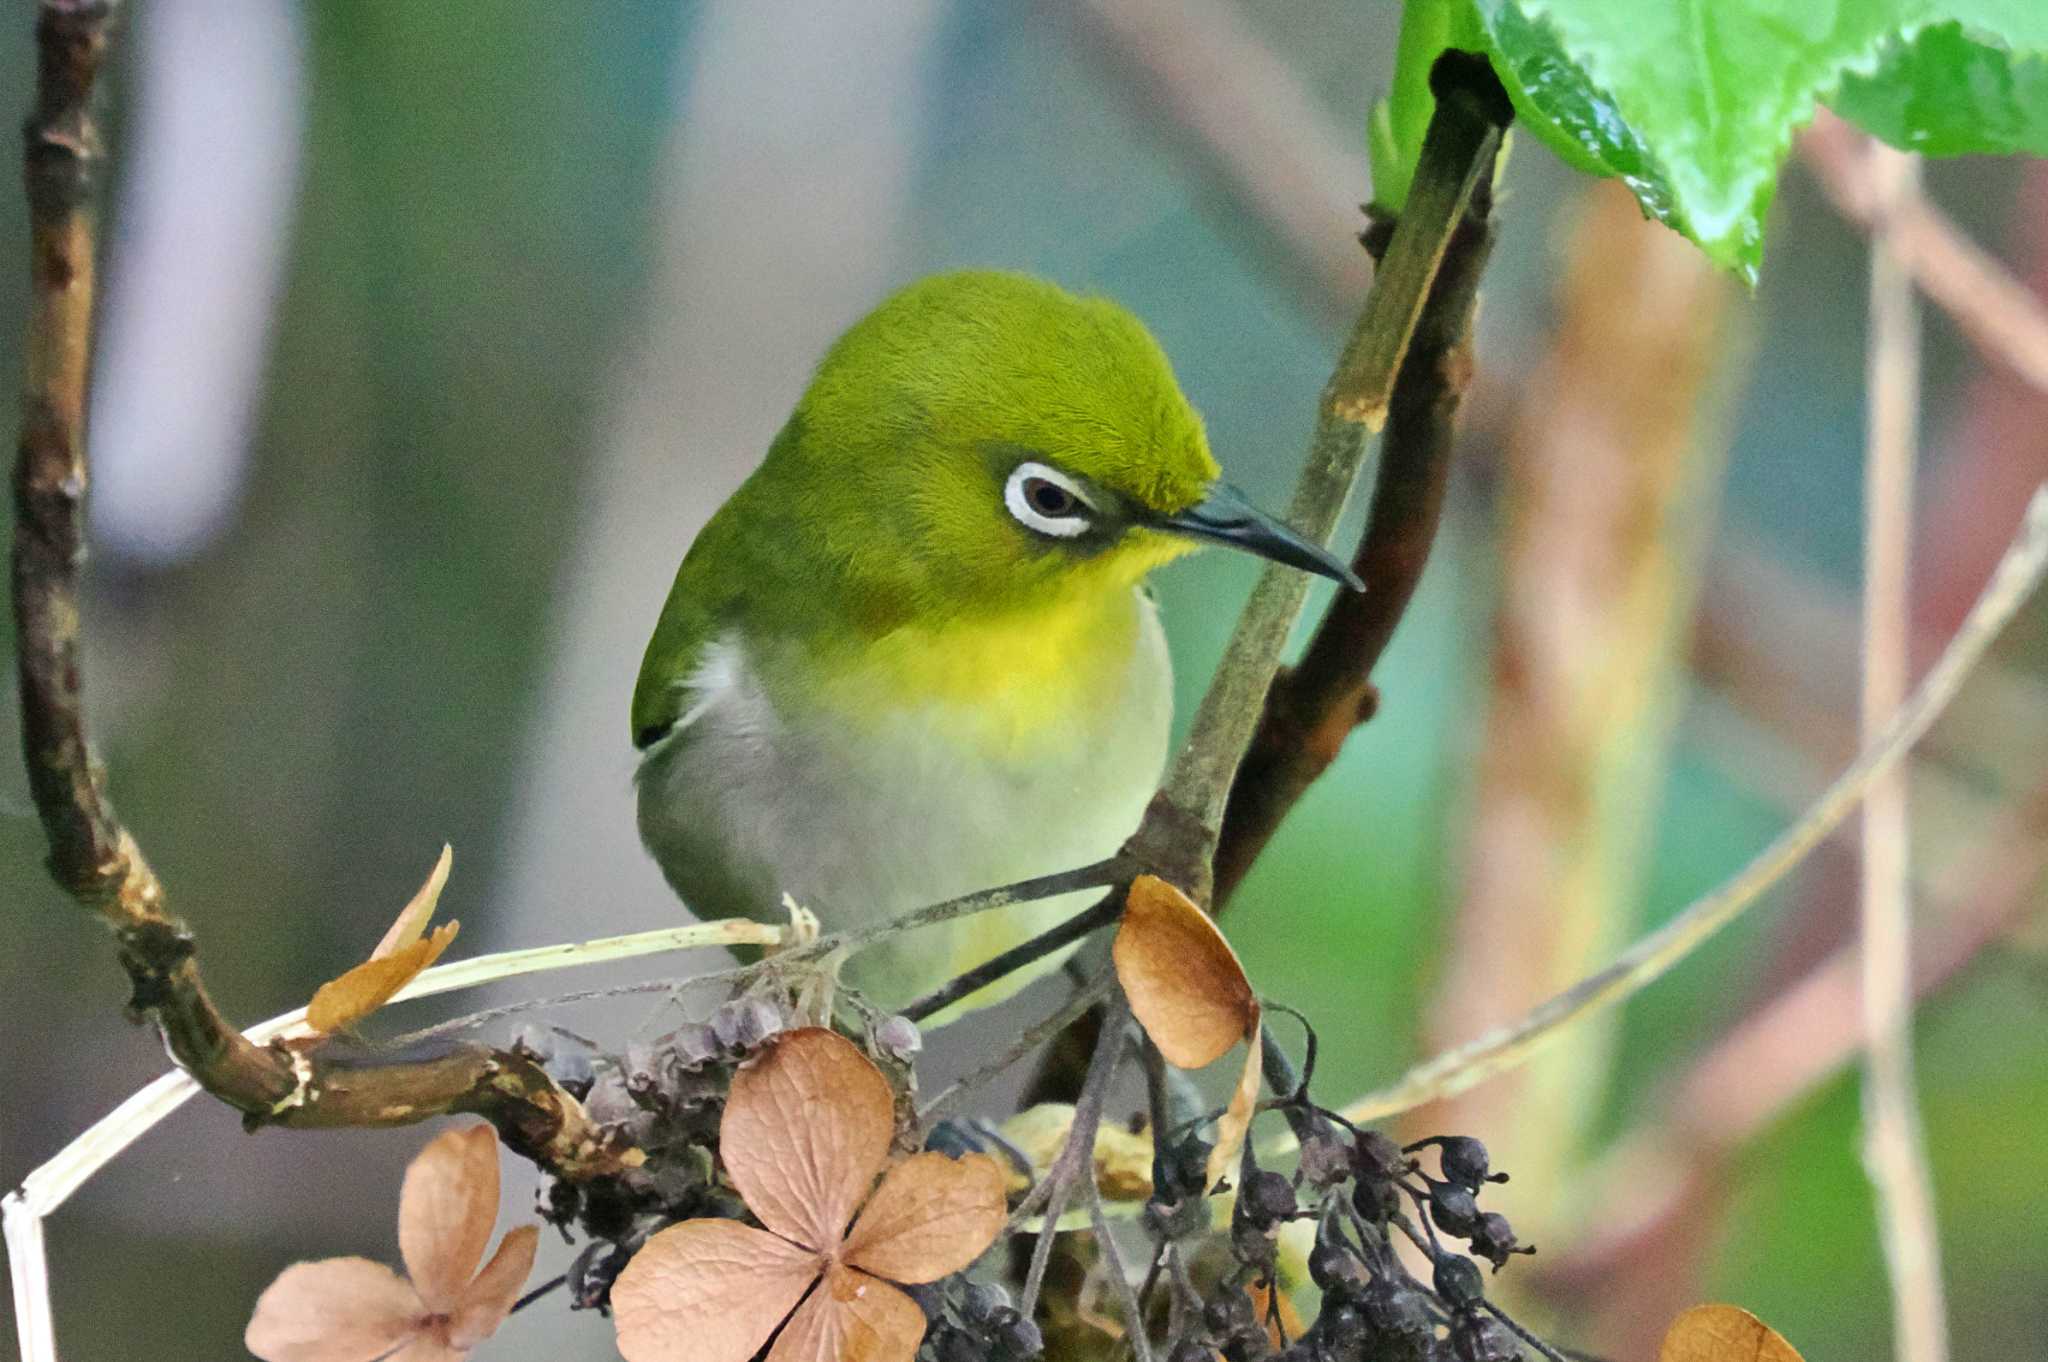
[2,3,2043,1360]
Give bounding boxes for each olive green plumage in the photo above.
[632,271,1217,746]
[632,271,1355,1011]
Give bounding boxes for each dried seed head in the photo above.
[1353,1130,1410,1182]
[1154,1132,1215,1205]
[1241,1170,1298,1228]
[1296,1120,1352,1190]
[936,1325,988,1362]
[1435,1136,1501,1193]
[1318,1298,1369,1348]
[1361,1278,1432,1338]
[1429,1180,1481,1237]
[1432,1253,1487,1309]
[1352,1174,1401,1225]
[872,1014,922,1061]
[1205,1290,1256,1338]
[1467,1211,1535,1271]
[1452,1312,1521,1362]
[987,1305,1043,1359]
[709,1001,750,1052]
[582,1066,638,1126]
[668,1021,721,1069]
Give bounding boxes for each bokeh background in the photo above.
[3,3,2044,1360]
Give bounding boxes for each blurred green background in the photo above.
[3,3,2043,1360]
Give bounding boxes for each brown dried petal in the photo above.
[841,1153,1005,1284]
[766,1264,925,1362]
[1114,875,1258,1069]
[1205,1019,1264,1192]
[611,1218,823,1362]
[722,1028,894,1250]
[307,921,459,1034]
[372,845,454,959]
[1659,1305,1805,1362]
[448,1226,539,1347]
[398,1125,500,1311]
[243,1257,425,1362]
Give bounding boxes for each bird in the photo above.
[631,271,1358,1015]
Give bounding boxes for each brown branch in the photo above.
[1133,50,1511,907]
[11,0,628,1182]
[1027,52,1509,1109]
[1208,75,1501,908]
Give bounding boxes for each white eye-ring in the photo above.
[1004,462,1096,539]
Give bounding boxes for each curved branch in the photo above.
[10,0,627,1182]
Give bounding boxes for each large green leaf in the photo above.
[1456,0,2047,280]
[1835,14,2048,156]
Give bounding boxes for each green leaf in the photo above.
[1457,1,2047,281]
[1834,14,2048,156]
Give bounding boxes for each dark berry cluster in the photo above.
[1157,1120,1549,1362]
[1130,1011,1559,1362]
[513,997,809,1307]
[917,1280,1046,1362]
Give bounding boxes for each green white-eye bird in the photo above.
[632,271,1358,1012]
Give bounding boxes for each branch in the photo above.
[10,0,627,1183]
[1322,483,2048,1127]
[1018,52,1511,1115]
[1212,143,1497,906]
[1803,111,2048,396]
[1138,49,1512,903]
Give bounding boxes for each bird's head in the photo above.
[778,271,1359,630]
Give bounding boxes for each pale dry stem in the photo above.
[1859,140,1950,1362]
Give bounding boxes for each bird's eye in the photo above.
[1004,462,1094,539]
[1024,477,1076,517]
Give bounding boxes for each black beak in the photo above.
[1158,482,1364,591]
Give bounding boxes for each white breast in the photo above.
[635,593,1173,1008]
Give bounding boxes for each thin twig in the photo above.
[1020,51,1511,1116]
[1087,1175,1157,1362]
[917,973,1116,1123]
[1803,110,2048,397]
[901,886,1124,1022]
[1403,180,1734,1198]
[807,858,1128,960]
[1859,140,1950,1362]
[1317,484,2048,1128]
[1018,999,1132,1318]
[1547,776,2048,1293]
[12,921,775,1226]
[3,1204,52,1362]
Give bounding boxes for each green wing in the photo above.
[631,433,793,749]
